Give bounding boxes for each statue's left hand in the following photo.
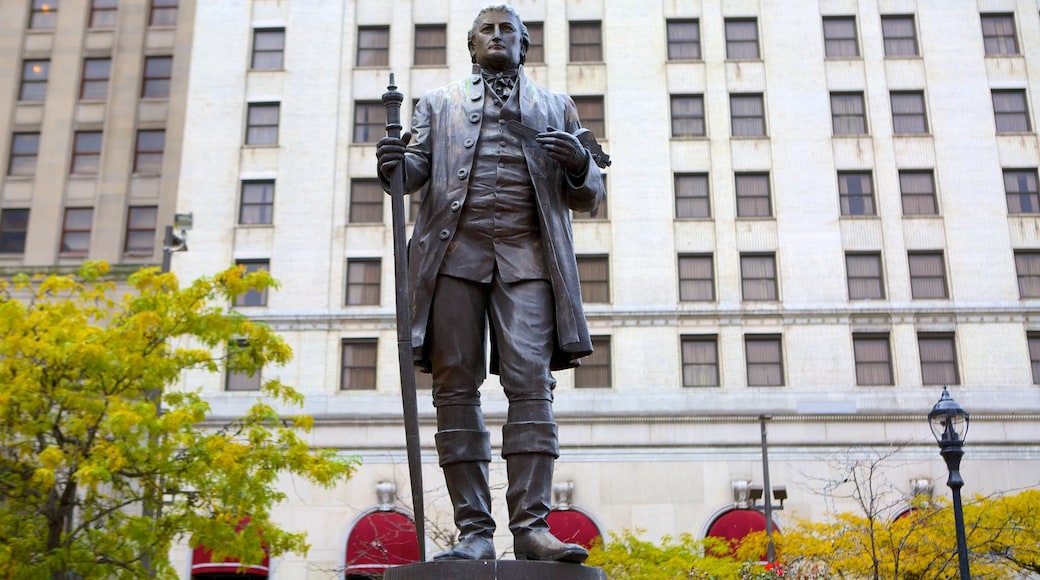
[536,127,589,174]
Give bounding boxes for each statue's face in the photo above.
[471,10,523,71]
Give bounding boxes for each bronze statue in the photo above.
[377,4,606,563]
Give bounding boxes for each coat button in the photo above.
[457,168,468,179]
[439,229,451,240]
[469,112,481,123]
[471,92,482,101]
[464,138,475,148]
[471,75,481,84]
[450,200,461,212]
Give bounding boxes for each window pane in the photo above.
[882,16,918,57]
[675,173,709,218]
[682,336,718,387]
[671,95,705,137]
[71,131,103,175]
[414,24,447,66]
[832,93,867,135]
[838,172,876,216]
[982,14,1018,55]
[741,254,777,301]
[20,60,49,101]
[746,336,783,386]
[240,181,275,225]
[350,179,384,223]
[252,29,285,69]
[124,206,157,254]
[9,133,40,177]
[570,22,602,62]
[731,94,765,137]
[846,253,884,299]
[357,27,389,67]
[341,340,378,390]
[1015,252,1040,298]
[346,259,381,305]
[246,103,280,145]
[226,340,261,391]
[900,171,938,215]
[1029,334,1040,384]
[354,101,386,143]
[525,22,544,64]
[919,335,958,385]
[577,256,610,303]
[0,209,30,254]
[909,253,948,299]
[61,208,94,254]
[891,92,927,134]
[667,20,700,60]
[736,174,771,217]
[142,56,173,98]
[81,58,111,100]
[726,19,759,59]
[134,130,165,174]
[575,336,611,388]
[235,260,269,306]
[823,17,859,58]
[150,0,178,26]
[854,334,893,385]
[679,255,714,301]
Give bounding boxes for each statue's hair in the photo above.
[467,4,530,65]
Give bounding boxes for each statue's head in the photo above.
[467,4,529,69]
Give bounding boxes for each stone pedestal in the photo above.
[383,560,607,580]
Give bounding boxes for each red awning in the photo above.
[546,508,603,549]
[345,510,420,576]
[191,546,269,577]
[706,508,778,557]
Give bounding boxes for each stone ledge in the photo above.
[383,560,606,580]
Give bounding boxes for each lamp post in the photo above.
[161,212,192,273]
[928,387,970,580]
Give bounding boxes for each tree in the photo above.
[585,529,762,579]
[0,263,357,579]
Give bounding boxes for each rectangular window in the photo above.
[838,171,876,216]
[414,24,447,66]
[678,254,715,302]
[881,15,918,57]
[918,333,959,385]
[891,91,928,134]
[569,21,602,62]
[71,131,102,175]
[1005,169,1040,214]
[29,0,58,29]
[234,259,269,307]
[252,28,285,70]
[730,94,765,137]
[854,334,894,386]
[19,60,49,101]
[133,129,165,174]
[675,173,709,219]
[60,207,93,255]
[667,20,700,60]
[1029,333,1040,384]
[89,0,117,29]
[574,96,605,138]
[740,253,778,301]
[357,26,390,67]
[572,173,608,220]
[1015,251,1040,298]
[846,253,885,300]
[346,259,381,306]
[525,22,544,64]
[245,103,279,145]
[149,0,177,27]
[735,173,771,218]
[575,336,611,388]
[671,95,705,137]
[124,206,157,254]
[981,14,1018,55]
[353,101,386,144]
[900,170,938,215]
[577,255,610,303]
[225,339,261,391]
[746,335,783,386]
[80,58,111,100]
[0,209,30,254]
[823,16,859,58]
[349,179,384,223]
[681,335,719,387]
[239,180,275,225]
[341,339,378,390]
[908,252,948,299]
[831,92,868,135]
[141,55,172,99]
[993,90,1031,133]
[725,18,759,59]
[8,133,40,177]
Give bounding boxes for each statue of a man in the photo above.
[377,4,605,563]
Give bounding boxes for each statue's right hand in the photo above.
[376,132,413,178]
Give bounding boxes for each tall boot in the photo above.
[432,429,496,560]
[502,422,588,563]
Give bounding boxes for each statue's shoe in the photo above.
[513,530,589,563]
[432,535,496,560]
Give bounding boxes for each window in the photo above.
[681,335,719,387]
[252,28,285,70]
[353,101,386,143]
[89,0,117,29]
[740,253,777,301]
[675,173,710,218]
[19,60,49,101]
[0,209,30,254]
[679,254,714,301]
[572,173,607,220]
[838,172,876,216]
[993,90,1031,133]
[225,339,261,391]
[846,253,885,300]
[823,16,859,57]
[900,170,938,215]
[141,56,172,99]
[891,91,927,134]
[239,180,275,225]
[60,207,93,255]
[1029,333,1040,384]
[71,131,102,175]
[124,206,157,254]
[407,192,422,224]
[8,133,40,177]
[346,259,381,306]
[671,95,705,137]
[149,0,177,27]
[577,256,609,303]
[667,20,700,60]
[29,0,58,29]
[1005,169,1039,214]
[981,14,1018,55]
[525,22,544,64]
[881,15,918,57]
[831,92,868,135]
[854,334,893,386]
[730,94,765,137]
[569,21,602,62]
[908,252,948,299]
[243,103,279,146]
[574,96,605,138]
[133,129,165,174]
[575,336,611,388]
[735,173,771,218]
[725,19,759,59]
[80,58,111,100]
[357,26,389,67]
[234,260,269,307]
[918,333,959,385]
[341,339,378,390]
[1015,251,1040,298]
[349,179,384,223]
[746,335,783,386]
[414,24,446,66]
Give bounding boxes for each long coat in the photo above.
[382,68,606,374]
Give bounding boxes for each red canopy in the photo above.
[706,508,778,558]
[546,508,603,549]
[345,510,420,576]
[191,546,269,577]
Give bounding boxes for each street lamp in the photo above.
[161,212,192,273]
[928,386,970,580]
